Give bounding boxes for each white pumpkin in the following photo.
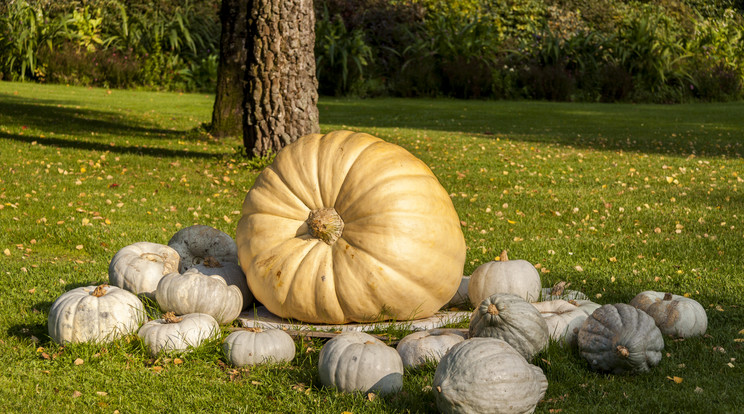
[108,242,180,299]
[531,300,588,346]
[433,337,548,414]
[223,327,296,366]
[396,329,467,368]
[48,285,145,344]
[168,225,239,273]
[629,291,707,338]
[155,268,243,325]
[468,251,541,306]
[193,260,253,310]
[318,331,404,394]
[138,312,219,356]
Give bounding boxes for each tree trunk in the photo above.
[211,0,248,138]
[243,0,320,157]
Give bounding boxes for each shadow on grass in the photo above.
[0,93,218,158]
[0,131,218,159]
[319,99,744,159]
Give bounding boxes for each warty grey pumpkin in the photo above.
[433,337,548,414]
[469,293,549,360]
[578,303,664,374]
[318,331,404,394]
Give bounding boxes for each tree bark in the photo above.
[211,0,248,138]
[243,0,320,156]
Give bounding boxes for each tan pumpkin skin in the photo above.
[236,130,466,324]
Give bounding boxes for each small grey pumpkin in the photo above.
[168,225,239,273]
[469,293,549,360]
[578,303,664,374]
[155,268,242,325]
[318,331,403,394]
[396,329,467,368]
[433,337,548,414]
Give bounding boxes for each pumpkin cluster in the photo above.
[43,130,712,413]
[48,224,256,357]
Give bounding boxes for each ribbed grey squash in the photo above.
[108,242,180,299]
[433,337,548,414]
[578,303,664,374]
[168,225,239,273]
[469,293,549,360]
[318,331,403,394]
[155,268,242,325]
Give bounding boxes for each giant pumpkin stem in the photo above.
[92,285,109,297]
[307,208,344,245]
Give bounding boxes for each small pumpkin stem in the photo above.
[616,345,630,358]
[364,340,376,345]
[92,284,109,297]
[499,250,509,262]
[203,256,222,268]
[551,281,569,296]
[162,312,183,324]
[307,208,344,245]
[487,304,500,316]
[246,327,263,333]
[568,299,578,306]
[663,292,673,301]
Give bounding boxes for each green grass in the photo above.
[1,81,743,413]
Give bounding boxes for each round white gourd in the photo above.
[138,312,219,356]
[108,242,180,299]
[223,328,296,366]
[48,285,145,344]
[468,251,541,305]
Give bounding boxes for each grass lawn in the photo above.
[0,81,742,413]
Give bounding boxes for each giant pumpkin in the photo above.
[236,130,466,324]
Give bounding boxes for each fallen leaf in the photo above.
[74,358,84,365]
[151,366,163,373]
[75,245,84,250]
[173,358,183,365]
[739,329,744,335]
[3,249,9,256]
[694,386,703,394]
[367,392,377,402]
[574,265,584,272]
[251,381,262,385]
[72,391,82,398]
[96,391,108,396]
[667,376,683,384]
